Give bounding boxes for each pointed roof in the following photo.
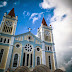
[42,17,47,26]
[8,8,15,17]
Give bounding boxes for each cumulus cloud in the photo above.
[39,0,56,9]
[0,1,7,7]
[30,12,44,23]
[39,0,72,71]
[65,57,72,67]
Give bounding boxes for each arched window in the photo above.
[45,36,48,41]
[27,54,29,66]
[48,47,49,50]
[7,39,9,43]
[4,38,6,43]
[13,54,18,67]
[0,38,3,42]
[37,56,40,65]
[30,54,32,67]
[48,56,51,69]
[0,49,4,63]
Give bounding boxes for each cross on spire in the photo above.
[28,27,32,32]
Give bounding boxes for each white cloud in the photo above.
[65,57,72,67]
[26,12,30,16]
[0,1,7,7]
[33,17,38,23]
[23,11,26,15]
[29,13,38,19]
[39,0,72,70]
[39,0,56,9]
[3,1,7,6]
[30,12,44,23]
[23,11,30,17]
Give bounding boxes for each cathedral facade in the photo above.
[0,8,57,72]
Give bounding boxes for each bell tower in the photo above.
[37,17,52,42]
[0,8,18,72]
[0,8,18,35]
[37,17,56,69]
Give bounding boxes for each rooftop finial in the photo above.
[28,27,32,32]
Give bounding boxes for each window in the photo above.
[30,54,32,67]
[48,47,49,50]
[48,56,51,69]
[0,49,4,63]
[37,48,40,51]
[7,39,9,43]
[21,36,23,41]
[28,36,31,40]
[15,43,20,48]
[4,38,6,43]
[0,38,3,42]
[27,54,29,66]
[24,44,32,52]
[23,53,25,66]
[45,36,48,41]
[13,54,18,67]
[50,47,52,51]
[37,57,40,65]
[16,44,20,48]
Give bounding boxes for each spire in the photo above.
[8,8,15,17]
[42,17,47,26]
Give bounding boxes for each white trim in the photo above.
[42,42,46,65]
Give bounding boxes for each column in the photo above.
[29,54,30,67]
[25,54,27,66]
[42,42,46,65]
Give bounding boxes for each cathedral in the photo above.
[0,8,57,72]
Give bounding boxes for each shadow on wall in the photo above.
[6,64,65,72]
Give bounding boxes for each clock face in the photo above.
[45,31,50,36]
[5,20,13,27]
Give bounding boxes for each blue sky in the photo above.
[0,0,54,35]
[0,0,72,72]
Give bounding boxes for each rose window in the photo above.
[24,44,32,52]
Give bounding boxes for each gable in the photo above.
[14,32,42,44]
